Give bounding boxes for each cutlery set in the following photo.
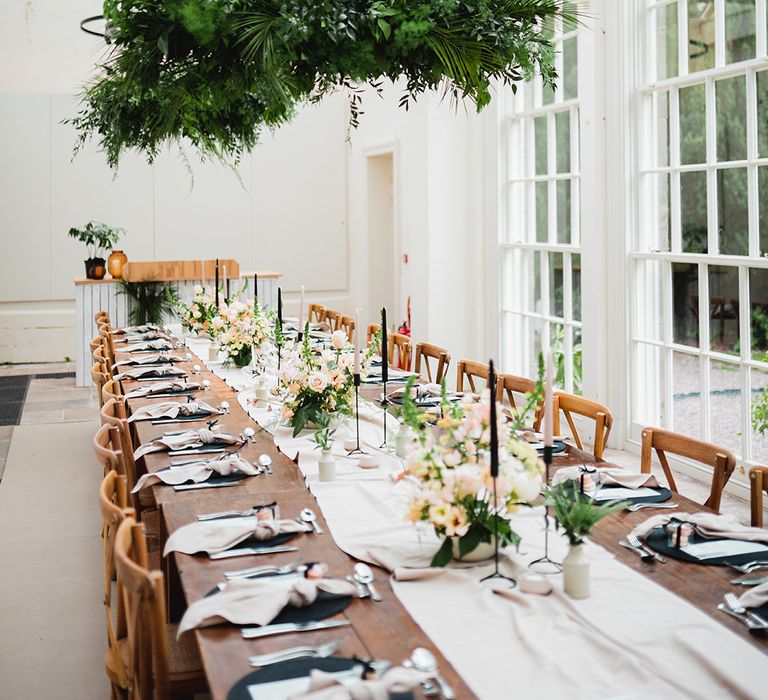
[717,593,768,630]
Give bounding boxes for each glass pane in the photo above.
[535,181,549,242]
[673,262,700,346]
[750,267,768,361]
[508,182,525,243]
[688,0,715,73]
[653,173,672,251]
[563,37,578,100]
[725,0,756,64]
[635,343,664,425]
[551,322,566,389]
[760,167,768,254]
[750,367,768,463]
[530,317,544,378]
[656,3,679,79]
[556,180,571,243]
[635,259,664,342]
[710,359,742,455]
[716,75,747,162]
[656,91,670,168]
[556,111,570,173]
[535,116,548,175]
[572,253,582,322]
[708,265,740,355]
[680,170,708,253]
[679,83,706,164]
[717,168,749,255]
[758,71,768,158]
[572,326,583,395]
[542,76,555,106]
[673,352,702,437]
[549,252,564,318]
[533,251,543,314]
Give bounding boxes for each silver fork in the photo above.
[723,593,768,629]
[627,533,667,563]
[224,562,301,579]
[627,502,679,512]
[729,560,768,574]
[248,640,340,667]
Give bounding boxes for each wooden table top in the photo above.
[118,344,768,700]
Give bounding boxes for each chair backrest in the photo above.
[103,379,124,405]
[99,325,117,367]
[641,427,735,512]
[90,335,105,355]
[498,373,544,431]
[323,309,343,331]
[388,332,412,370]
[113,517,170,700]
[91,362,109,408]
[307,303,326,323]
[455,360,491,394]
[99,402,141,505]
[94,423,124,476]
[553,392,613,461]
[414,342,451,384]
[366,323,381,346]
[749,466,768,527]
[95,310,110,325]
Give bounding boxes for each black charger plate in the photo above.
[646,526,768,566]
[535,440,568,455]
[592,485,672,505]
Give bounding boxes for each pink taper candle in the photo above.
[543,352,553,446]
[353,307,361,374]
[298,285,305,332]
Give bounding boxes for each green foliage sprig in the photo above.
[70,1,578,167]
[118,280,178,325]
[68,221,123,259]
[546,482,627,546]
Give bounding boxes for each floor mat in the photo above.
[0,376,31,426]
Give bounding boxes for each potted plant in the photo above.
[68,221,123,279]
[546,483,628,599]
[117,279,177,325]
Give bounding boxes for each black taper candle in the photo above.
[489,359,499,478]
[254,273,258,306]
[277,286,283,326]
[225,274,230,304]
[381,307,388,383]
[215,258,220,308]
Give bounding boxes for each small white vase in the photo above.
[318,449,336,482]
[451,536,497,562]
[563,543,590,599]
[208,343,219,361]
[395,426,413,458]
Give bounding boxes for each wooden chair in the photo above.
[388,332,412,370]
[414,343,451,384]
[340,315,356,343]
[553,392,613,461]
[95,310,110,325]
[103,379,124,405]
[308,303,326,323]
[456,359,491,394]
[640,427,736,512]
[110,517,206,700]
[749,466,768,527]
[94,345,112,379]
[99,325,118,368]
[92,362,109,408]
[323,309,343,331]
[498,373,545,431]
[367,323,381,346]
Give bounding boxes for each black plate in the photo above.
[593,485,672,505]
[227,657,360,700]
[535,440,567,455]
[161,471,249,487]
[151,412,214,423]
[646,526,768,566]
[388,394,459,406]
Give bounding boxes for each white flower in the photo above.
[307,372,329,393]
[331,330,347,350]
[193,285,203,295]
[510,469,542,502]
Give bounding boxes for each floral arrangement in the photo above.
[402,387,544,566]
[216,299,273,367]
[279,328,371,436]
[175,285,220,340]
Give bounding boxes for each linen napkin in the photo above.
[385,383,442,400]
[133,427,241,459]
[113,353,182,368]
[114,324,161,335]
[289,667,427,700]
[115,331,169,343]
[177,576,357,635]
[552,466,659,490]
[738,581,768,609]
[114,365,186,381]
[131,454,258,492]
[164,517,309,556]
[127,400,221,423]
[123,339,174,352]
[631,512,768,542]
[125,380,200,399]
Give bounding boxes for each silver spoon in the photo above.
[258,454,273,474]
[353,563,382,602]
[627,502,679,512]
[300,508,323,534]
[410,647,455,699]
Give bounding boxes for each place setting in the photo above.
[112,352,186,368]
[124,377,202,399]
[133,423,250,459]
[122,338,177,353]
[127,397,229,425]
[113,364,188,381]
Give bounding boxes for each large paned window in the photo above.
[500,10,583,393]
[632,0,768,465]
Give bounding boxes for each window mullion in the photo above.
[739,265,752,460]
[678,0,689,77]
[698,262,712,440]
[758,0,767,56]
[706,77,718,255]
[670,87,682,252]
[747,68,760,257]
[714,0,726,68]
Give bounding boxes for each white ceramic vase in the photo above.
[563,543,590,598]
[318,449,336,482]
[451,536,497,562]
[208,343,219,362]
[395,426,414,458]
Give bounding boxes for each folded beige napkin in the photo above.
[552,466,659,490]
[134,427,240,459]
[164,517,309,556]
[114,365,186,381]
[385,383,442,400]
[127,400,221,423]
[113,353,182,368]
[116,331,169,342]
[123,339,174,352]
[177,576,357,635]
[125,380,200,399]
[132,454,258,492]
[115,324,161,335]
[738,581,768,609]
[290,667,427,700]
[631,512,768,542]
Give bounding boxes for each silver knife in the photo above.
[729,575,768,586]
[241,619,351,639]
[168,447,229,456]
[209,545,299,560]
[173,480,242,491]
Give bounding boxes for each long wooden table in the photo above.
[118,342,767,700]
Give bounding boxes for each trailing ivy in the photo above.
[71,1,577,167]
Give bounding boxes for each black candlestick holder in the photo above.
[480,474,517,587]
[347,373,366,456]
[379,378,389,449]
[529,445,562,574]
